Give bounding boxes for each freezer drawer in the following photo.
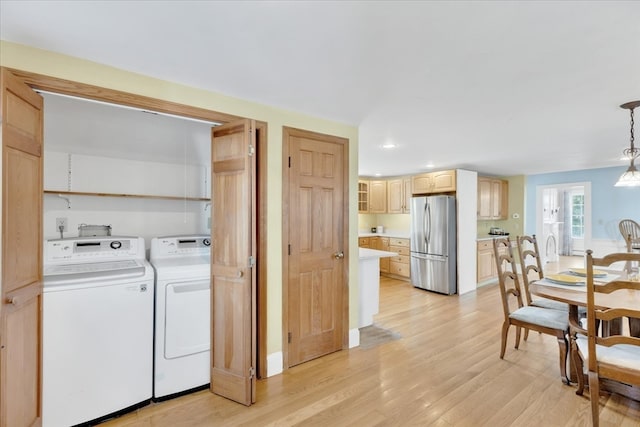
[410,253,456,295]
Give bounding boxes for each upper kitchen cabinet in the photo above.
[412,169,456,195]
[477,177,508,220]
[387,177,412,214]
[358,180,370,213]
[369,180,387,213]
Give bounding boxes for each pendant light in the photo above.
[615,100,640,187]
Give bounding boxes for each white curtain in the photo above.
[561,190,572,256]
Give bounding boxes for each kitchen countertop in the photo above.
[359,248,399,260]
[358,230,411,239]
[477,234,511,241]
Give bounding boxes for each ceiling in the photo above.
[2,1,639,177]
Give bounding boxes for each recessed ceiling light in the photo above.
[425,163,435,169]
[375,173,382,177]
[381,143,396,149]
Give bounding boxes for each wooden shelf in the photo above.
[44,190,210,202]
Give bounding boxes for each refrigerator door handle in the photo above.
[422,202,428,249]
[426,203,431,246]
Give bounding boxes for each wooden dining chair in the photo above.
[619,219,640,272]
[571,251,640,427]
[516,234,571,312]
[493,237,571,384]
[619,219,640,253]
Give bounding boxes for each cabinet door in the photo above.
[402,178,412,213]
[369,180,387,213]
[378,238,390,273]
[358,180,369,213]
[386,179,403,214]
[490,180,503,219]
[432,170,456,192]
[477,248,494,282]
[411,173,432,195]
[477,178,492,219]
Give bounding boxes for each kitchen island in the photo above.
[359,247,398,327]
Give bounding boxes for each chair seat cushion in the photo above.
[532,298,569,311]
[509,305,568,330]
[576,336,640,371]
[532,298,587,315]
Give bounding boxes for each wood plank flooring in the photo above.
[104,270,639,426]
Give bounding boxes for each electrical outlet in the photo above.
[56,217,68,232]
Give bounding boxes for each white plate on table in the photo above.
[567,268,607,278]
[545,274,585,286]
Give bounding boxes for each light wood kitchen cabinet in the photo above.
[388,237,410,279]
[387,177,412,214]
[477,177,508,220]
[358,180,369,213]
[377,237,390,273]
[412,169,456,195]
[369,180,387,213]
[403,178,412,213]
[366,236,389,273]
[476,239,506,283]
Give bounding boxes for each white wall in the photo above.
[44,150,209,248]
[456,169,478,295]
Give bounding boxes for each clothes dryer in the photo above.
[150,235,211,399]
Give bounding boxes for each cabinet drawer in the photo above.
[390,246,409,256]
[359,237,370,247]
[477,240,493,251]
[391,254,409,264]
[389,238,409,247]
[389,261,410,277]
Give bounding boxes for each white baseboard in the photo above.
[266,351,283,377]
[349,328,360,348]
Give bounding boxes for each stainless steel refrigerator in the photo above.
[410,195,457,294]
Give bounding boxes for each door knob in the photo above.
[334,252,344,259]
[6,297,17,305]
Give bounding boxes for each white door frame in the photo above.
[535,181,592,262]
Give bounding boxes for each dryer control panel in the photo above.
[150,235,211,260]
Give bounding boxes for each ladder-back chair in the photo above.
[572,251,640,427]
[493,237,570,384]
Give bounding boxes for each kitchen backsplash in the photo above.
[359,213,410,233]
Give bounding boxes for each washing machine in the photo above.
[42,236,154,427]
[150,235,212,399]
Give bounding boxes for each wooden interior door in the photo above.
[285,127,348,367]
[210,119,256,406]
[0,68,44,426]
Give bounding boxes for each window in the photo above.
[571,193,584,238]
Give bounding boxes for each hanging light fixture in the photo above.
[615,100,640,187]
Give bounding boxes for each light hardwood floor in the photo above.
[104,268,639,426]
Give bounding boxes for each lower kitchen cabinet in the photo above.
[379,237,390,273]
[359,236,410,279]
[388,238,410,279]
[476,239,506,283]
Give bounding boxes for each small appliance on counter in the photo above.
[488,227,509,236]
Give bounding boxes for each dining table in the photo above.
[529,268,640,401]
